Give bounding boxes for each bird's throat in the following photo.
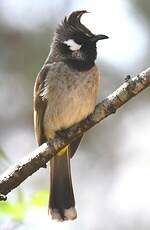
[65,59,95,71]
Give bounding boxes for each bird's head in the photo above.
[52,10,108,70]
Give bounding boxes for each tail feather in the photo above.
[69,135,83,158]
[48,147,77,221]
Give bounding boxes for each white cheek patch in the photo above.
[64,39,81,51]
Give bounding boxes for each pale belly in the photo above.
[43,65,100,138]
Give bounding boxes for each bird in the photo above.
[33,10,108,221]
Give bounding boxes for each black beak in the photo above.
[91,34,109,42]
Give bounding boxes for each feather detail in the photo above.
[56,10,94,38]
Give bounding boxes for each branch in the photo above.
[0,67,150,200]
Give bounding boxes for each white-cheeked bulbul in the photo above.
[33,10,108,221]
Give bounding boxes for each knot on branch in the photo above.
[0,193,7,201]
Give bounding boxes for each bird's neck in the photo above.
[45,42,96,71]
[45,53,95,72]
[44,48,63,65]
[65,59,95,71]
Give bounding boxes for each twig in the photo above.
[0,67,150,197]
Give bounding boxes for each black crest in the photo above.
[56,10,94,40]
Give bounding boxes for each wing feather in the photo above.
[33,64,50,145]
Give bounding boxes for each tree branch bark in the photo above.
[0,67,150,200]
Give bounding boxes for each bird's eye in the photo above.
[63,39,81,51]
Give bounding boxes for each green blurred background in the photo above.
[0,0,150,229]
